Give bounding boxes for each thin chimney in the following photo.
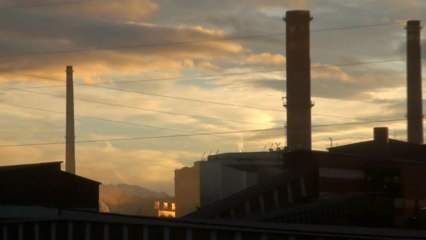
[66,66,76,174]
[406,21,423,144]
[284,10,313,151]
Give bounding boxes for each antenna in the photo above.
[201,152,206,160]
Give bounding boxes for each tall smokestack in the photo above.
[284,10,313,151]
[66,66,76,174]
[406,21,423,144]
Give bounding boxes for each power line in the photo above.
[12,57,407,87]
[0,118,410,148]
[311,118,406,128]
[312,21,420,32]
[87,85,283,112]
[6,87,260,125]
[0,102,199,134]
[0,18,423,59]
[0,127,284,148]
[0,74,360,120]
[3,80,363,120]
[85,85,364,120]
[311,58,405,68]
[3,57,406,120]
[0,32,285,59]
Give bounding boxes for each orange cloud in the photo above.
[245,53,285,65]
[48,0,159,21]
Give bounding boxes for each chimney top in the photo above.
[406,20,422,30]
[374,127,389,144]
[284,10,312,21]
[373,127,390,157]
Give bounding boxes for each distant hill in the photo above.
[100,184,172,216]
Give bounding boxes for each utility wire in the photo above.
[12,57,407,87]
[1,75,360,120]
[2,57,406,120]
[0,19,422,59]
[0,102,198,133]
[0,32,285,58]
[0,56,404,126]
[0,118,409,148]
[6,87,260,125]
[0,127,284,148]
[312,21,420,32]
[311,118,406,128]
[311,58,405,68]
[87,85,283,112]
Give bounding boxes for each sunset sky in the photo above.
[0,0,425,194]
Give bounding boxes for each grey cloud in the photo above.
[248,79,284,91]
[246,70,405,101]
[0,8,245,76]
[0,0,158,21]
[0,10,232,52]
[312,70,405,100]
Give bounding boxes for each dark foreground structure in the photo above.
[0,162,99,211]
[186,130,426,229]
[1,207,426,240]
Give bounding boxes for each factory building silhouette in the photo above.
[1,10,426,239]
[175,9,426,232]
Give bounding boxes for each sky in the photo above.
[0,0,425,195]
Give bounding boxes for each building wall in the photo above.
[200,161,264,207]
[175,152,283,217]
[396,164,426,226]
[174,162,200,217]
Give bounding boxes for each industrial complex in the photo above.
[1,10,426,239]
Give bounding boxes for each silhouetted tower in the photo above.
[284,10,313,151]
[66,66,76,174]
[406,21,423,144]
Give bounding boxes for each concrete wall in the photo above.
[200,161,249,207]
[175,151,283,217]
[174,162,200,217]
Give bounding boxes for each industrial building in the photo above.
[175,9,426,232]
[0,162,100,211]
[185,131,426,228]
[175,151,284,217]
